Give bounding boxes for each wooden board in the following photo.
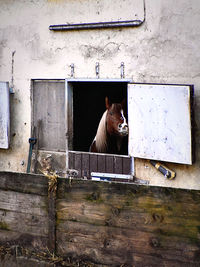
[32,80,65,152]
[0,172,199,266]
[0,82,10,149]
[0,172,48,195]
[128,84,193,164]
[56,179,200,266]
[0,172,49,253]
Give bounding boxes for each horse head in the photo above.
[105,97,128,137]
[89,96,128,154]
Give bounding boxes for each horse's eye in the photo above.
[109,112,113,116]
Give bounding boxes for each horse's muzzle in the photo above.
[118,124,128,136]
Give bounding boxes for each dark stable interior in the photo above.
[72,82,128,154]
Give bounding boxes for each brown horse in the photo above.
[90,97,128,154]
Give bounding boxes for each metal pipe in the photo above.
[49,19,144,31]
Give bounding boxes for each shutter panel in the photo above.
[0,82,10,149]
[128,83,192,164]
[33,80,65,151]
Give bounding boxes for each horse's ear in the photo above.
[105,97,111,109]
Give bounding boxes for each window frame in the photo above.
[65,78,134,178]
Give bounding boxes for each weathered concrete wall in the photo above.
[0,0,200,189]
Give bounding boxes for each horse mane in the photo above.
[94,110,108,153]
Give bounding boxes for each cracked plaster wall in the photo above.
[0,0,200,189]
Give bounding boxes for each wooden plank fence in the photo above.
[0,171,200,266]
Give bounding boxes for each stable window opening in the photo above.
[73,82,128,153]
[66,79,132,180]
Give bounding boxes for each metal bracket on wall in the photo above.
[120,62,125,78]
[70,63,75,78]
[95,62,100,78]
[9,87,14,94]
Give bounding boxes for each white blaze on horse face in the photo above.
[118,109,128,135]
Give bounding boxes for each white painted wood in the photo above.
[65,81,74,171]
[128,84,192,164]
[68,150,130,158]
[66,82,74,151]
[65,80,69,170]
[130,156,135,176]
[66,78,132,83]
[91,172,132,179]
[0,82,10,149]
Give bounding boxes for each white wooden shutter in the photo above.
[0,82,10,149]
[128,83,192,165]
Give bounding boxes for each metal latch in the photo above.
[27,137,37,173]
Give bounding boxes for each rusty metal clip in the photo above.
[95,62,100,78]
[70,63,74,78]
[120,62,125,78]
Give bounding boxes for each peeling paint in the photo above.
[80,42,125,59]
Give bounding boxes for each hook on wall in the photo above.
[95,62,100,78]
[70,63,75,78]
[120,62,125,79]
